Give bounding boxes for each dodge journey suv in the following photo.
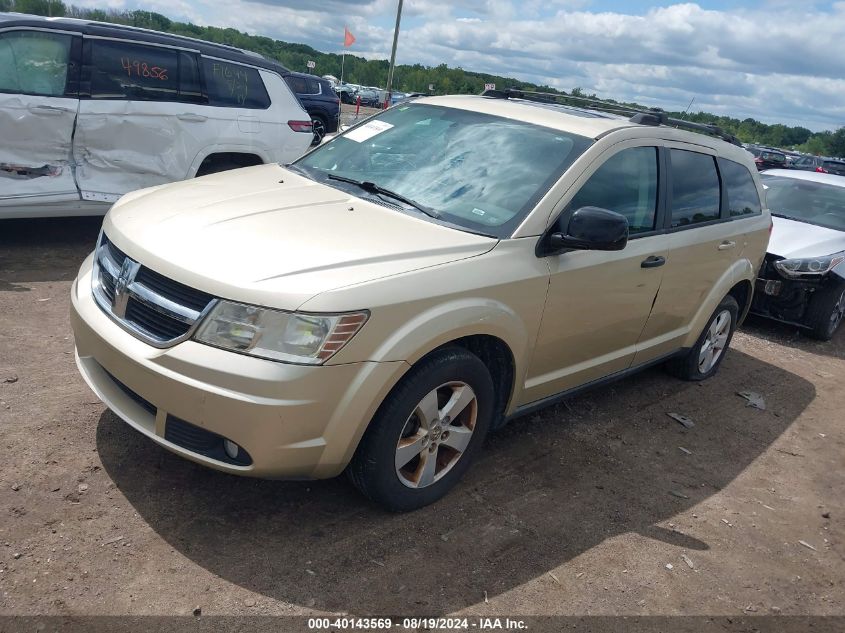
[71,91,770,511]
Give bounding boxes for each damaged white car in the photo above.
[0,14,314,218]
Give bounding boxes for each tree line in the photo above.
[4,0,844,156]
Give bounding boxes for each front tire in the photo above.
[666,295,739,381]
[806,281,845,341]
[347,347,494,512]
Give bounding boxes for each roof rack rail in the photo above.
[481,88,742,147]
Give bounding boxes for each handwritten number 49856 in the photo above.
[121,57,168,81]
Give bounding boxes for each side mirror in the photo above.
[548,206,629,252]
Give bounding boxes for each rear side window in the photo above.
[284,75,307,94]
[720,159,762,217]
[203,59,270,108]
[306,78,321,94]
[178,51,204,104]
[670,149,721,228]
[89,40,179,101]
[0,30,73,97]
[567,147,658,235]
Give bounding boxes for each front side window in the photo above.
[567,147,658,235]
[670,149,721,228]
[0,30,72,97]
[720,159,762,217]
[89,40,179,101]
[295,103,592,237]
[203,59,270,108]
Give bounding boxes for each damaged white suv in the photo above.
[0,14,314,218]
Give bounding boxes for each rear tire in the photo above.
[805,281,845,341]
[665,295,739,381]
[311,116,327,146]
[347,347,494,512]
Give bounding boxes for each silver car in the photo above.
[752,169,845,340]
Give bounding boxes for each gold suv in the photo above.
[71,93,771,510]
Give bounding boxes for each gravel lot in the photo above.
[0,217,842,629]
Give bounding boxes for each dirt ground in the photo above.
[0,217,842,628]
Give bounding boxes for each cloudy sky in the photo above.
[74,0,845,131]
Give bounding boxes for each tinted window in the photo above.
[720,159,762,217]
[670,149,721,227]
[204,59,270,108]
[0,31,72,96]
[306,78,321,94]
[567,147,658,234]
[285,75,307,94]
[90,40,179,101]
[178,51,204,104]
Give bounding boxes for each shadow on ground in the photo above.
[0,217,102,288]
[96,348,815,613]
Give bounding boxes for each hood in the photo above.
[104,163,496,310]
[769,216,845,259]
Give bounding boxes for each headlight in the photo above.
[194,301,369,364]
[773,253,845,278]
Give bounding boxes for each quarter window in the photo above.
[0,30,73,97]
[670,149,721,227]
[203,59,270,108]
[720,159,762,217]
[567,147,659,235]
[89,40,179,101]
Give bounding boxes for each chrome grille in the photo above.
[92,233,216,347]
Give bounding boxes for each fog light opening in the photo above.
[223,439,240,460]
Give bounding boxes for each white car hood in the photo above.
[103,164,496,310]
[769,216,845,259]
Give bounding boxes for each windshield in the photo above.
[762,174,845,231]
[295,103,592,237]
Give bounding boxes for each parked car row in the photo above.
[745,144,845,176]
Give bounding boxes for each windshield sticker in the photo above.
[471,208,486,216]
[345,120,395,143]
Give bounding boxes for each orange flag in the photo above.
[344,26,356,48]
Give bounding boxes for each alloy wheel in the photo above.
[395,382,477,489]
[698,309,732,373]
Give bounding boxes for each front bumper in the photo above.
[750,256,825,327]
[71,253,409,479]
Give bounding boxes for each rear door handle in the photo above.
[177,113,207,122]
[641,255,666,268]
[718,240,737,251]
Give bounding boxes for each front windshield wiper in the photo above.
[326,174,441,219]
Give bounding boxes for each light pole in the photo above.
[384,0,404,107]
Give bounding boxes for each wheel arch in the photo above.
[681,258,755,349]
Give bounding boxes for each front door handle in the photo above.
[177,113,208,122]
[641,255,666,268]
[718,240,737,251]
